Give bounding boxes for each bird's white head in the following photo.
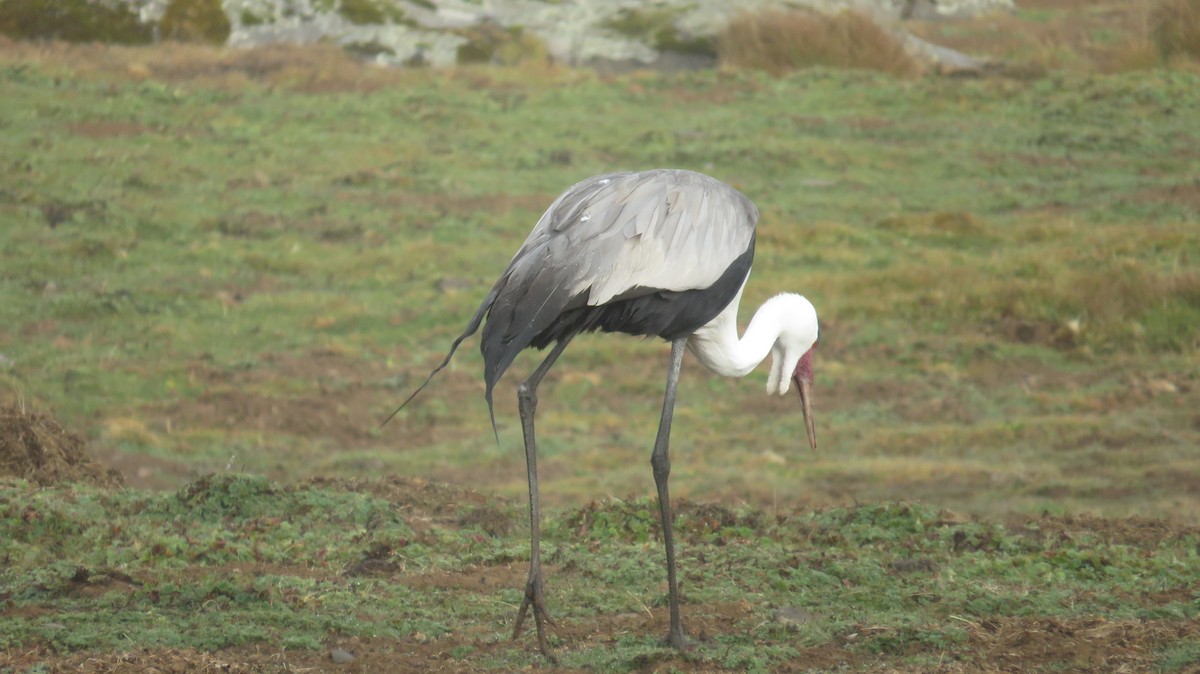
[764,293,819,451]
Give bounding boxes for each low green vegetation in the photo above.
[1,476,1197,670]
[0,10,1198,669]
[1,49,1195,523]
[0,0,152,44]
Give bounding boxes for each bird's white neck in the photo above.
[686,281,819,395]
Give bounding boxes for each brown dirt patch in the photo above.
[405,563,527,592]
[65,121,150,138]
[968,616,1200,673]
[61,566,142,599]
[1009,511,1200,547]
[101,448,197,490]
[158,349,389,449]
[380,190,551,220]
[308,474,491,511]
[184,349,371,388]
[160,388,378,447]
[907,0,1161,75]
[164,348,488,451]
[0,635,597,674]
[306,474,515,535]
[0,604,858,673]
[0,647,264,674]
[1130,180,1200,213]
[0,403,122,487]
[990,315,1081,350]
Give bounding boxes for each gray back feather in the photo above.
[508,169,757,305]
[481,169,757,398]
[385,169,759,435]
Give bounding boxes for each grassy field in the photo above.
[1,1,1199,670]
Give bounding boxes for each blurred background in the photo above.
[1,0,1198,522]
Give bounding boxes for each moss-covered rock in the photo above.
[239,9,265,26]
[0,0,153,44]
[603,7,716,58]
[340,0,407,26]
[343,39,395,60]
[161,0,231,44]
[456,22,549,66]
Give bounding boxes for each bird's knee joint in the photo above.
[517,382,537,406]
[650,452,670,479]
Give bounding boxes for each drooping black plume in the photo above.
[379,284,502,435]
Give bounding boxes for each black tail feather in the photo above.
[380,286,501,432]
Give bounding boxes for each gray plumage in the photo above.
[502,169,757,306]
[476,169,757,415]
[385,170,759,432]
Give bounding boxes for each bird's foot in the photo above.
[664,627,696,652]
[512,568,558,664]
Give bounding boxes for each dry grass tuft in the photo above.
[1100,39,1163,73]
[1151,0,1200,62]
[0,38,419,92]
[0,403,122,487]
[717,9,920,77]
[984,260,1200,352]
[0,37,568,92]
[103,417,162,448]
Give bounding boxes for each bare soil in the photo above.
[3,411,1197,672]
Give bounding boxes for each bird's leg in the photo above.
[512,338,571,664]
[651,338,692,650]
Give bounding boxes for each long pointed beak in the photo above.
[796,374,817,452]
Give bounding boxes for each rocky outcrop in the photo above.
[6,0,1016,72]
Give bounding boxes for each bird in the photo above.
[387,168,819,661]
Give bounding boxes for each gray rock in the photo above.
[116,0,1015,71]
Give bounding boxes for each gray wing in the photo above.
[507,168,758,306]
[387,169,760,434]
[479,169,758,401]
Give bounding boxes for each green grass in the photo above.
[0,39,1199,671]
[1,53,1198,520]
[1,477,1197,670]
